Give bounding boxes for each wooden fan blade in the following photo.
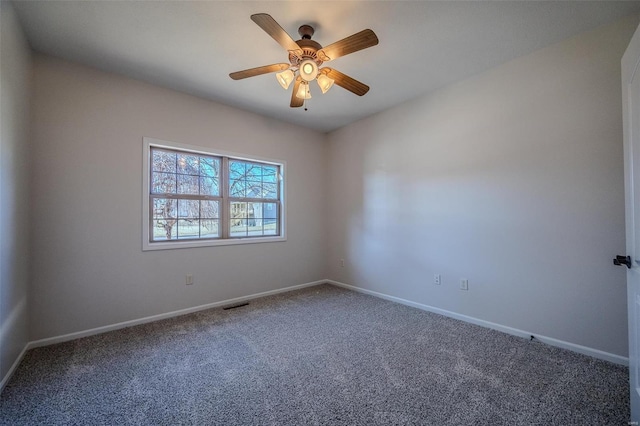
[324,68,370,96]
[229,63,290,80]
[317,29,378,62]
[290,77,303,108]
[251,13,303,57]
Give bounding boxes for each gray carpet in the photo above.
[0,284,629,425]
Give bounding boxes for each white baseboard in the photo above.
[27,280,326,350]
[0,344,28,393]
[327,280,629,366]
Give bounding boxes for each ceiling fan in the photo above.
[229,13,379,108]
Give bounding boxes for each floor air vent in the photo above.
[223,302,249,310]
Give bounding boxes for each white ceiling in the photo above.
[11,1,640,133]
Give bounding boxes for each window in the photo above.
[143,138,285,250]
[228,160,280,238]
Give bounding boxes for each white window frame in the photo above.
[142,137,286,251]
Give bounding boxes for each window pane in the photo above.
[248,227,264,236]
[230,219,248,237]
[152,172,176,194]
[153,198,176,219]
[200,177,219,196]
[229,160,245,180]
[263,183,277,199]
[201,200,219,219]
[247,201,263,236]
[231,201,248,237]
[200,220,219,238]
[262,166,277,183]
[152,221,164,240]
[264,218,277,235]
[200,156,220,196]
[231,202,247,219]
[152,149,176,173]
[200,156,219,178]
[245,163,261,180]
[230,160,256,199]
[246,182,262,198]
[177,219,199,239]
[263,203,277,217]
[229,180,246,198]
[177,154,199,175]
[247,202,259,226]
[152,198,177,241]
[177,174,199,195]
[259,203,278,236]
[178,199,199,218]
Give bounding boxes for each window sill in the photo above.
[142,235,287,251]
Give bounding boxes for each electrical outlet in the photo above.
[460,279,468,291]
[434,274,441,285]
[186,274,194,285]
[340,259,345,267]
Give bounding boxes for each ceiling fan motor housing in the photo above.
[289,26,324,77]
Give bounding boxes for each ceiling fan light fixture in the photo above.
[299,59,318,82]
[296,82,312,100]
[230,14,379,108]
[317,74,335,94]
[276,69,295,90]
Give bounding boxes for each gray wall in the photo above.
[0,1,32,382]
[29,55,327,340]
[326,16,639,357]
